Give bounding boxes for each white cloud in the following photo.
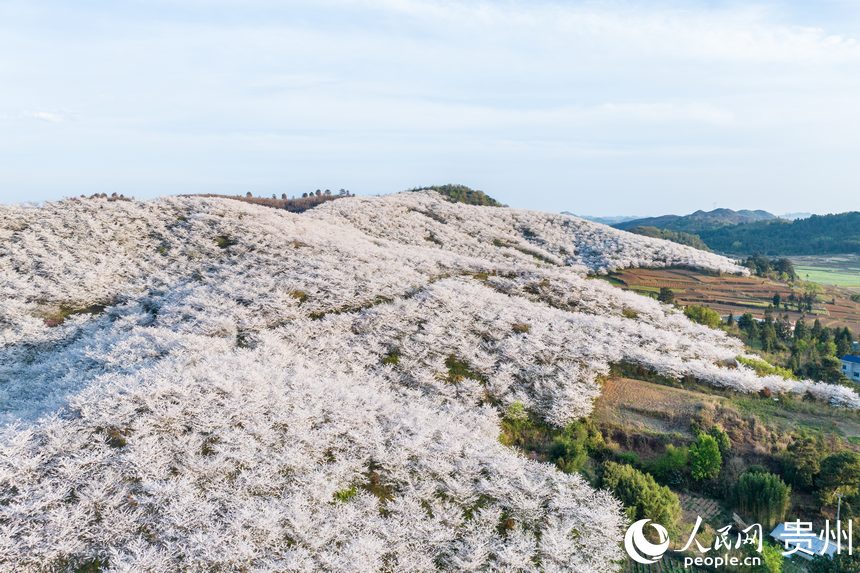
[27,111,66,123]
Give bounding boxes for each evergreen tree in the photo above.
[657,287,675,304]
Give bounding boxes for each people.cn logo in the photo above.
[624,519,671,564]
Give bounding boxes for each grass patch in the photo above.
[41,302,110,327]
[410,208,447,224]
[200,435,220,457]
[382,351,400,366]
[289,290,308,304]
[333,486,358,503]
[214,235,238,249]
[235,330,252,348]
[595,274,627,288]
[444,355,485,383]
[795,266,860,288]
[731,395,847,435]
[499,402,605,475]
[102,426,128,449]
[309,295,393,320]
[360,463,395,511]
[609,362,685,389]
[736,356,797,380]
[73,560,107,573]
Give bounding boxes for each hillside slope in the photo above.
[0,192,856,572]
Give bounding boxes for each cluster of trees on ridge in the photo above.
[408,184,505,206]
[743,255,798,281]
[194,189,353,213]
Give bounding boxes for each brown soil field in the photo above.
[607,267,860,333]
[595,377,860,447]
[595,377,711,439]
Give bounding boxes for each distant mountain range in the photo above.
[597,208,860,256]
[562,213,639,226]
[614,208,777,234]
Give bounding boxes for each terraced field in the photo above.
[607,267,860,333]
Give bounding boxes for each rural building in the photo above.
[842,355,860,382]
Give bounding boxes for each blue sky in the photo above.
[2,0,860,215]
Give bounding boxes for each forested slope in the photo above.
[700,211,860,255]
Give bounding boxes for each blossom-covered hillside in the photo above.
[1,191,857,572]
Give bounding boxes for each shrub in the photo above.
[740,542,784,573]
[289,290,308,304]
[689,433,722,481]
[333,486,358,503]
[816,451,860,515]
[809,553,860,573]
[707,426,732,456]
[602,462,681,534]
[622,308,639,319]
[549,420,604,473]
[647,444,689,487]
[615,451,641,467]
[684,305,722,329]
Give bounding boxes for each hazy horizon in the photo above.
[2,185,853,219]
[3,0,860,215]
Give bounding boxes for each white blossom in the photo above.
[0,191,852,571]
